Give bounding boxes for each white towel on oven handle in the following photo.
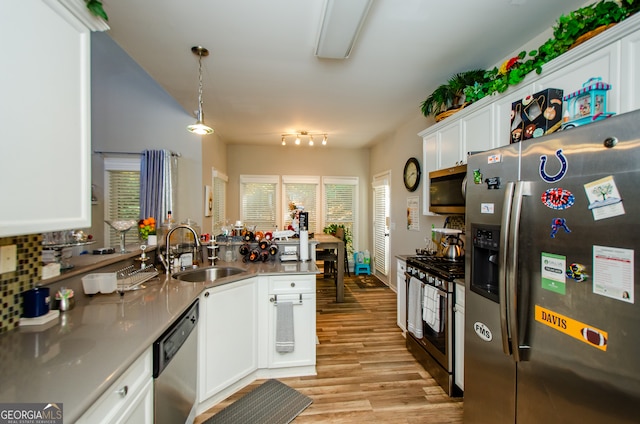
[422,285,442,332]
[407,277,423,339]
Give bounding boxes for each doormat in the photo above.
[204,379,312,424]
[355,274,387,289]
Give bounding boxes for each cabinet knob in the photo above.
[204,291,210,298]
[290,282,295,287]
[116,385,128,397]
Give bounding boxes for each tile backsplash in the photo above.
[0,235,42,333]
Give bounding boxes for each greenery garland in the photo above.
[85,0,108,21]
[421,0,640,118]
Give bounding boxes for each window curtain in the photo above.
[140,149,177,221]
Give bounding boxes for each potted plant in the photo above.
[322,224,353,255]
[420,70,486,120]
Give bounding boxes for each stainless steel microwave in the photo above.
[428,164,467,214]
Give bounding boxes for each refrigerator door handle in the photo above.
[499,181,515,356]
[508,181,526,362]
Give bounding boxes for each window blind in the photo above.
[324,181,356,253]
[283,182,318,232]
[241,180,278,231]
[212,174,226,235]
[106,170,140,247]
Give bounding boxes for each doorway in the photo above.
[372,172,390,276]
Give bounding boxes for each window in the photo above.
[240,175,280,231]
[104,157,140,247]
[212,169,228,235]
[282,176,320,233]
[323,177,358,254]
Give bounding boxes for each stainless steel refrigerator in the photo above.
[464,110,640,423]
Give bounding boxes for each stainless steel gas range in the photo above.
[405,255,464,397]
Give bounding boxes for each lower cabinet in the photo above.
[453,282,465,391]
[198,278,259,401]
[396,259,407,332]
[266,275,316,369]
[77,348,153,424]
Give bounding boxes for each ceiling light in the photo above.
[186,46,214,135]
[281,131,328,147]
[315,0,373,59]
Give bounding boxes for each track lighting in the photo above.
[280,131,328,146]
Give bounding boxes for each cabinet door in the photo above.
[422,133,438,215]
[621,30,640,113]
[438,121,462,168]
[118,378,153,424]
[268,292,316,369]
[396,259,407,332]
[0,0,92,236]
[535,42,620,115]
[462,104,495,158]
[198,278,258,400]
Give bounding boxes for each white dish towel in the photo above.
[407,277,423,339]
[422,285,442,332]
[276,301,295,353]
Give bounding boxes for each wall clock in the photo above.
[403,157,421,192]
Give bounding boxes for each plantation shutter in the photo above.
[240,175,279,231]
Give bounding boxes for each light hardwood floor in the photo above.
[195,274,463,423]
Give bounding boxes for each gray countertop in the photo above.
[0,258,319,423]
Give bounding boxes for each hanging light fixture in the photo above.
[186,46,214,135]
[281,131,328,146]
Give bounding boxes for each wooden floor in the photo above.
[195,274,463,423]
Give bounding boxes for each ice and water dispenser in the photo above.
[470,225,500,302]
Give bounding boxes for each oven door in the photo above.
[417,281,450,370]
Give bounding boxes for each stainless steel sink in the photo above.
[173,266,246,283]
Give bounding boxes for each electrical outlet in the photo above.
[0,244,17,274]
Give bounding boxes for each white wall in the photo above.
[370,112,448,289]
[89,32,205,246]
[226,145,370,254]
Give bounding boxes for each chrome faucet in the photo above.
[163,224,201,274]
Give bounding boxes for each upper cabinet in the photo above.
[419,14,640,214]
[0,0,107,237]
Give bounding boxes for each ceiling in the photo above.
[104,0,588,149]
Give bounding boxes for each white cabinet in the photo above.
[420,15,640,179]
[396,259,407,332]
[463,104,495,154]
[0,0,106,237]
[438,121,463,169]
[453,282,465,391]
[198,278,258,401]
[77,348,153,424]
[422,133,438,215]
[266,275,316,369]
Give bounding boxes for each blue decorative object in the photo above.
[561,77,615,130]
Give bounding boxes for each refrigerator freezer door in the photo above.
[515,111,640,423]
[464,144,519,424]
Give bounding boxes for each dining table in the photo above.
[312,233,345,303]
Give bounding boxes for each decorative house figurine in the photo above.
[562,77,615,129]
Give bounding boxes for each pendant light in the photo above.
[186,46,214,135]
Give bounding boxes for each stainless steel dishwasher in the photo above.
[153,299,199,424]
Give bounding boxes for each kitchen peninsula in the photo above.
[0,250,320,423]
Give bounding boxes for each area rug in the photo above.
[204,379,312,424]
[354,274,387,289]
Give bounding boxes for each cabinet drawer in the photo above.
[77,348,153,424]
[397,259,406,273]
[268,275,315,294]
[455,282,465,308]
